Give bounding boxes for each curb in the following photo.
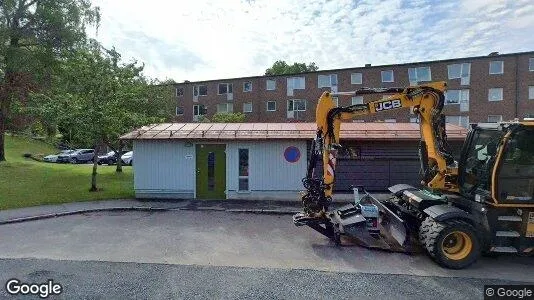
[0,206,299,226]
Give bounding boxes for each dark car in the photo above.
[98,150,129,165]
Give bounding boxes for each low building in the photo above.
[120,123,466,200]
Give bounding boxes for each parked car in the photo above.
[43,150,75,163]
[98,150,129,165]
[121,151,133,165]
[57,149,95,164]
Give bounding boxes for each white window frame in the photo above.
[287,77,305,90]
[216,103,233,113]
[193,105,205,116]
[175,87,184,97]
[243,81,252,92]
[318,74,338,88]
[529,58,534,72]
[489,61,504,74]
[352,96,363,105]
[408,66,431,83]
[445,90,461,105]
[332,97,339,107]
[351,73,362,84]
[409,117,419,123]
[487,115,503,123]
[488,88,503,102]
[266,79,276,90]
[266,101,276,112]
[243,102,253,113]
[217,83,233,95]
[175,107,184,116]
[445,115,469,128]
[193,85,207,97]
[238,148,249,192]
[288,99,306,112]
[529,86,534,100]
[381,70,394,82]
[447,63,471,84]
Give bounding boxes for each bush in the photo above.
[212,112,246,123]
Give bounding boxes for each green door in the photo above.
[196,144,226,199]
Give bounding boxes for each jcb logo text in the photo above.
[375,99,401,111]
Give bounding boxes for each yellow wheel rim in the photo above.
[441,231,472,260]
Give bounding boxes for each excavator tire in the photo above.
[419,217,481,269]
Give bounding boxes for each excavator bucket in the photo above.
[294,190,415,253]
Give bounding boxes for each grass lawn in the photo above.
[0,134,134,210]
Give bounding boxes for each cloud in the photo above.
[90,0,534,81]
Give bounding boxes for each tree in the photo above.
[265,60,318,76]
[30,41,174,191]
[211,112,246,123]
[0,0,99,162]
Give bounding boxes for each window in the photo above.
[530,58,534,71]
[445,89,470,111]
[266,79,276,90]
[176,87,184,97]
[529,86,534,100]
[381,70,394,82]
[218,83,233,95]
[332,97,339,107]
[408,66,431,84]
[352,96,363,105]
[384,119,396,123]
[175,107,184,116]
[498,129,534,203]
[193,85,207,96]
[488,88,503,101]
[409,117,419,123]
[217,103,233,113]
[193,105,206,117]
[487,115,503,123]
[288,99,306,111]
[445,115,469,128]
[287,76,305,96]
[351,73,362,84]
[447,63,471,85]
[238,149,249,191]
[243,102,252,113]
[318,74,338,88]
[243,81,252,92]
[445,90,461,104]
[266,101,276,111]
[489,61,504,74]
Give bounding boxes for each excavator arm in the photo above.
[302,81,457,216]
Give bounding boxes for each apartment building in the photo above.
[173,51,534,127]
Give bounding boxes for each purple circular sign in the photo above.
[284,146,301,163]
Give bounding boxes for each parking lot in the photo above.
[0,210,532,282]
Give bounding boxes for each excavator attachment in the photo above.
[294,188,415,252]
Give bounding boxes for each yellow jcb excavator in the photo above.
[294,81,534,269]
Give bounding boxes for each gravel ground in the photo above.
[0,258,525,300]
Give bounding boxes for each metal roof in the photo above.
[120,122,467,141]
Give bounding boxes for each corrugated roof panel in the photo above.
[120,122,467,141]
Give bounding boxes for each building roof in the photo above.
[120,122,467,141]
[167,51,534,85]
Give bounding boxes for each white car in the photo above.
[43,150,75,163]
[121,151,133,165]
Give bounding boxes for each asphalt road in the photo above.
[0,258,524,300]
[0,210,532,299]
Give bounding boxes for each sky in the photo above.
[90,0,534,82]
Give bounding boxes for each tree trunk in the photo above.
[0,109,5,162]
[115,140,123,173]
[90,141,100,192]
